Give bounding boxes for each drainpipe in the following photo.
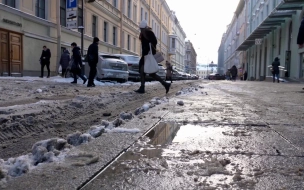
[120,0,123,54]
[149,0,151,26]
[56,0,61,75]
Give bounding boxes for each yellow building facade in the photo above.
[0,0,181,77]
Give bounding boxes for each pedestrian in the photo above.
[297,16,304,49]
[230,65,238,81]
[166,61,173,83]
[226,69,231,80]
[87,37,99,87]
[39,46,51,78]
[70,42,87,84]
[59,49,70,78]
[243,71,248,81]
[297,16,304,89]
[272,57,280,83]
[134,20,171,94]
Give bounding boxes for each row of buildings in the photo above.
[0,0,197,77]
[218,0,304,81]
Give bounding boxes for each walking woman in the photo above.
[70,42,87,84]
[134,20,171,94]
[272,57,280,83]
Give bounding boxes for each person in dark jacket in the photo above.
[166,61,173,83]
[70,42,87,84]
[243,71,248,81]
[297,17,304,49]
[39,46,51,78]
[272,57,280,83]
[134,20,171,94]
[87,37,99,87]
[59,49,70,78]
[230,65,238,81]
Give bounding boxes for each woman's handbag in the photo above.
[144,43,159,74]
[154,51,164,63]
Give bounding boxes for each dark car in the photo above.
[207,73,225,80]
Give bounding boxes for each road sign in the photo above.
[67,10,77,19]
[255,38,263,45]
[67,0,77,9]
[67,20,77,29]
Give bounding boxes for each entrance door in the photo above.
[0,30,9,75]
[9,33,22,75]
[0,29,22,76]
[264,47,267,76]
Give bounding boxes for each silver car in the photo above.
[112,54,140,81]
[96,54,129,82]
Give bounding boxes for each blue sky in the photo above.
[166,0,240,64]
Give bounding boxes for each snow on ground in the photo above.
[0,76,159,86]
[0,95,173,183]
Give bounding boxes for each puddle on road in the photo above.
[82,122,304,190]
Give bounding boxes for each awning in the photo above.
[236,0,304,51]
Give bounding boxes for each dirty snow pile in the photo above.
[0,96,170,184]
[175,86,202,96]
[135,97,169,115]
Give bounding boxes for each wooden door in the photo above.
[0,30,9,76]
[9,33,22,76]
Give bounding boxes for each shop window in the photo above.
[3,0,15,8]
[35,0,46,19]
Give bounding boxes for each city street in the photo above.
[1,78,304,189]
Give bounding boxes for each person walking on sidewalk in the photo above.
[297,17,304,89]
[39,46,51,78]
[87,37,99,87]
[134,20,171,94]
[243,71,248,81]
[166,61,173,83]
[272,57,280,83]
[230,65,238,81]
[59,49,70,78]
[70,42,87,84]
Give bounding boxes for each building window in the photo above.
[278,28,282,55]
[78,6,83,32]
[133,37,136,52]
[113,0,117,8]
[145,12,147,20]
[127,35,130,50]
[92,15,97,37]
[3,0,16,8]
[172,38,176,49]
[133,4,137,23]
[104,22,108,42]
[140,7,143,21]
[113,26,116,45]
[35,0,45,19]
[127,0,131,19]
[60,0,66,27]
[152,20,154,31]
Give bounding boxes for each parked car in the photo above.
[172,70,183,81]
[146,64,167,81]
[84,54,129,83]
[207,73,225,80]
[113,54,140,81]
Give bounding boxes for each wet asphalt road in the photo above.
[83,81,304,190]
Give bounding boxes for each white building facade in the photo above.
[222,0,304,81]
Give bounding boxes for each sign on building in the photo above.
[66,0,78,29]
[67,0,77,9]
[255,38,263,45]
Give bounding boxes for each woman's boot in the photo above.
[134,86,145,93]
